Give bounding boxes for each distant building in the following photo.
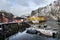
[14,17,25,22]
[0,10,14,22]
[0,13,9,23]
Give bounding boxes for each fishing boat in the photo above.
[26,25,58,38]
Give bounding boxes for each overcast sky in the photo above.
[0,0,56,16]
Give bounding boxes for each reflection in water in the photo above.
[7,31,58,40]
[6,20,59,40]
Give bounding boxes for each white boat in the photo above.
[36,28,58,37]
[26,27,58,38]
[32,20,39,23]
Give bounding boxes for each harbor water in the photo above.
[6,20,59,40]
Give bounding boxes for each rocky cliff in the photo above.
[31,0,60,20]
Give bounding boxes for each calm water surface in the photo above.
[6,20,59,40]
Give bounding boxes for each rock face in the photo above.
[31,0,60,20]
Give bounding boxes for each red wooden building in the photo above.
[0,13,8,23]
